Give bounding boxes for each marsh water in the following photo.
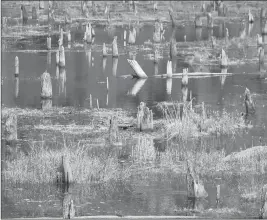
[2,15,267,218]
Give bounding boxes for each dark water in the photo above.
[2,14,267,218]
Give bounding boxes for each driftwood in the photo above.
[244,88,255,116]
[41,71,52,99]
[137,102,153,131]
[127,59,148,78]
[3,113,17,141]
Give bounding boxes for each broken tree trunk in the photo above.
[3,113,17,141]
[137,102,153,131]
[109,116,119,144]
[41,71,52,99]
[244,88,255,116]
[128,59,148,78]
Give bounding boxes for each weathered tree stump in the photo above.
[137,102,153,131]
[166,60,172,78]
[32,6,37,20]
[3,113,17,141]
[181,68,189,87]
[21,5,28,25]
[15,56,19,76]
[63,194,75,219]
[244,88,255,116]
[102,43,107,57]
[216,184,220,207]
[41,71,52,99]
[67,30,71,42]
[109,116,119,144]
[112,36,119,57]
[41,99,52,110]
[248,9,254,23]
[220,48,228,67]
[47,36,51,50]
[128,28,136,44]
[186,162,208,199]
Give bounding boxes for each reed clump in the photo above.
[157,101,246,140]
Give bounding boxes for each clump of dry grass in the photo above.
[2,140,131,184]
[157,101,246,140]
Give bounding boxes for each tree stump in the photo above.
[15,56,19,76]
[112,57,118,76]
[170,37,177,60]
[181,68,189,87]
[3,113,17,141]
[103,43,108,57]
[244,88,255,116]
[221,48,228,67]
[137,102,153,131]
[166,60,172,78]
[109,116,119,144]
[63,193,75,219]
[41,71,52,99]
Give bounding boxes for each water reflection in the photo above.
[47,51,51,68]
[166,78,172,95]
[195,28,202,41]
[14,77,19,98]
[58,67,66,97]
[128,79,147,96]
[41,99,52,109]
[102,57,107,72]
[154,62,158,75]
[112,57,118,76]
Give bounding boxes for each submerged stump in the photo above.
[41,71,52,99]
